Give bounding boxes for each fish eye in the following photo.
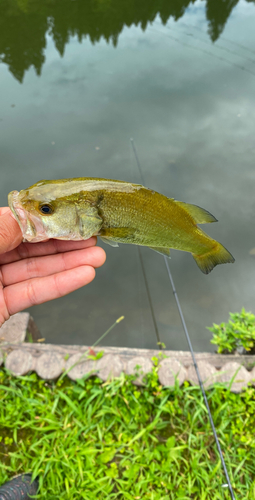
[39,204,53,215]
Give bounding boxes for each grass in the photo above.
[0,365,255,499]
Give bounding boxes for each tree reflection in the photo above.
[0,0,253,82]
[206,0,239,41]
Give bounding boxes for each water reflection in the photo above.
[0,0,254,351]
[0,0,253,82]
[206,0,239,41]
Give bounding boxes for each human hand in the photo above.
[0,207,106,328]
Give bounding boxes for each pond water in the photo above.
[1,0,255,352]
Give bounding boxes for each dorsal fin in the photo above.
[175,201,217,224]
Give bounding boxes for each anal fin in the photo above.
[149,246,171,257]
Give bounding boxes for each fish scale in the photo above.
[100,188,209,250]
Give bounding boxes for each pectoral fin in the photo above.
[99,227,136,243]
[149,247,171,257]
[75,204,103,239]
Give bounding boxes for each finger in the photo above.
[0,236,98,265]
[0,210,23,254]
[1,246,106,286]
[0,207,10,216]
[4,265,97,316]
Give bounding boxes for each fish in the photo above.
[8,177,235,274]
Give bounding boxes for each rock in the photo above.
[126,356,153,385]
[0,313,41,343]
[5,349,34,375]
[96,354,123,381]
[187,361,218,388]
[0,349,3,366]
[250,366,255,386]
[158,358,186,387]
[0,313,30,343]
[217,362,250,392]
[36,352,65,380]
[65,353,97,381]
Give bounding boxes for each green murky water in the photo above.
[1,0,255,351]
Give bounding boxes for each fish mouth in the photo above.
[8,190,47,243]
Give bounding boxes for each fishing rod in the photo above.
[130,138,237,500]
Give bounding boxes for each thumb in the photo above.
[0,209,23,254]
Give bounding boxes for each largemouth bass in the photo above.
[8,177,234,274]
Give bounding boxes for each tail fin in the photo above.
[192,243,235,274]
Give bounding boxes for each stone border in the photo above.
[0,313,41,344]
[1,313,255,392]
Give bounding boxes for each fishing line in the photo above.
[130,139,161,347]
[157,20,255,65]
[179,21,255,57]
[137,246,161,345]
[149,26,255,78]
[130,138,237,500]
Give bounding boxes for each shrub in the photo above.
[208,308,255,354]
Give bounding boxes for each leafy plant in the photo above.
[208,308,255,354]
[1,368,255,499]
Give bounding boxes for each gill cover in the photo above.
[75,204,103,238]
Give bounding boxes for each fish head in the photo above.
[8,180,103,242]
